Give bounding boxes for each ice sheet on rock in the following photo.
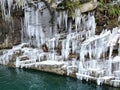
[111,80,120,87]
[97,76,115,85]
[112,56,120,63]
[47,37,56,50]
[114,71,120,79]
[107,28,119,46]
[0,50,13,65]
[65,60,78,76]
[76,73,95,81]
[36,60,64,66]
[82,31,111,46]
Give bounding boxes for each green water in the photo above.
[0,65,119,90]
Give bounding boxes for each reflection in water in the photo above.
[0,65,119,90]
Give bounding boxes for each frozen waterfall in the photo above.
[0,0,120,87]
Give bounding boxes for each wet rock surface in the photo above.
[0,10,22,49]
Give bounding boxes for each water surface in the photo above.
[0,65,119,90]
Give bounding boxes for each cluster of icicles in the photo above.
[57,8,120,86]
[0,0,26,21]
[0,0,120,87]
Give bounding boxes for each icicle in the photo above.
[118,16,120,21]
[35,9,41,47]
[75,9,81,32]
[16,57,20,67]
[86,13,96,36]
[108,46,114,76]
[0,50,13,65]
[80,45,86,62]
[57,11,62,28]
[65,39,70,59]
[78,61,84,73]
[97,78,104,85]
[62,40,65,58]
[109,46,113,59]
[0,0,8,20]
[88,43,92,60]
[0,0,15,21]
[40,27,45,45]
[23,5,45,47]
[90,15,96,35]
[72,39,77,54]
[64,11,68,29]
[7,0,13,16]
[52,38,56,60]
[5,35,9,47]
[62,39,70,59]
[96,38,105,59]
[118,40,120,56]
[68,20,72,34]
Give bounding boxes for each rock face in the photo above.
[0,10,22,49]
[79,0,98,13]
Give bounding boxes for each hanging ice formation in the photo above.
[23,7,45,47]
[0,0,13,21]
[0,0,27,21]
[0,0,120,87]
